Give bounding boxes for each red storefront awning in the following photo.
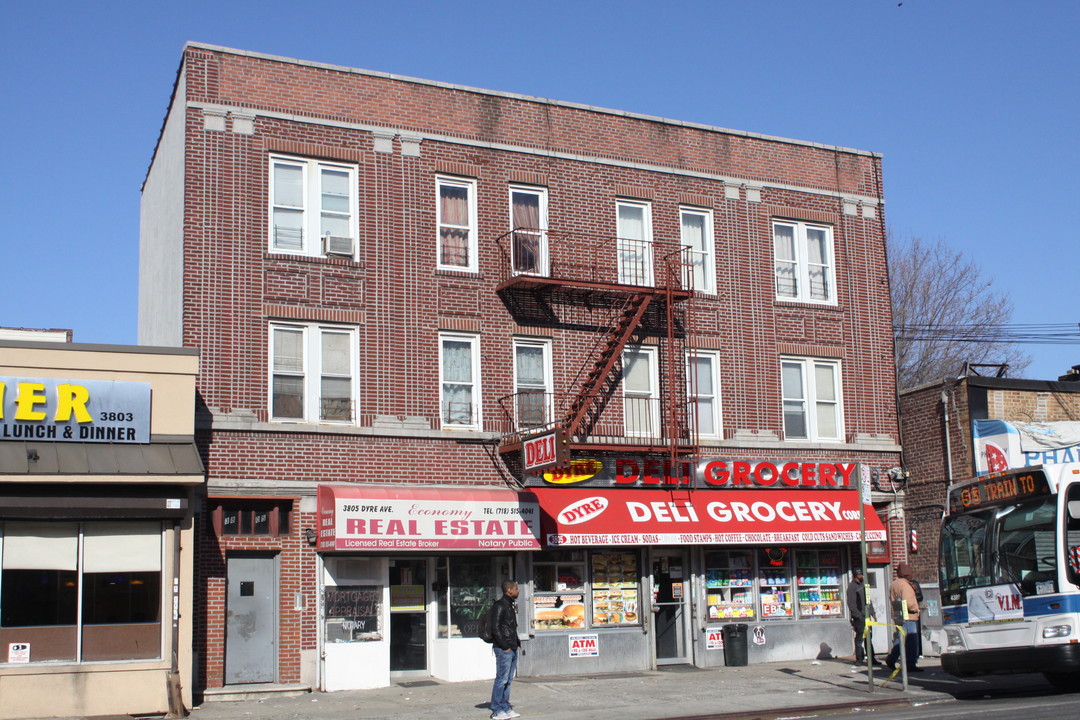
[316,485,542,551]
[534,488,887,546]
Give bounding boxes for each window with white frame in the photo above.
[510,186,548,276]
[438,177,478,271]
[773,220,835,303]
[687,350,722,439]
[781,357,842,441]
[623,345,659,436]
[269,155,358,258]
[270,322,358,424]
[680,207,715,294]
[617,200,653,286]
[514,338,552,430]
[440,333,481,429]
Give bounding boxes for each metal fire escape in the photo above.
[493,228,699,477]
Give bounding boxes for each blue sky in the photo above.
[4,1,1078,379]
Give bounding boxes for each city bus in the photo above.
[939,463,1080,690]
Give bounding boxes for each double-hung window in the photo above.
[680,207,715,294]
[773,220,834,303]
[510,186,548,276]
[270,323,358,424]
[438,177,478,272]
[617,201,653,286]
[687,350,722,439]
[269,156,358,258]
[514,338,552,430]
[623,345,659,437]
[440,333,481,429]
[781,357,842,441]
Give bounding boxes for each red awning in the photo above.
[316,485,541,551]
[534,488,887,546]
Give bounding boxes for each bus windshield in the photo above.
[940,495,1057,596]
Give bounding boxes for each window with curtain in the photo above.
[687,351,721,438]
[0,521,164,664]
[270,322,358,424]
[440,333,480,429]
[781,357,842,441]
[616,201,653,285]
[623,346,658,436]
[772,220,834,303]
[514,339,551,429]
[511,187,547,275]
[269,155,358,258]
[438,177,477,271]
[680,207,715,293]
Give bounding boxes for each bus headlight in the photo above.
[945,627,964,647]
[1042,625,1072,639]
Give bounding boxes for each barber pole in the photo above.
[910,528,918,553]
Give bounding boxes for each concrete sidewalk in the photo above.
[181,656,1055,720]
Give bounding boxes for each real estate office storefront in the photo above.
[0,341,202,719]
[314,455,887,687]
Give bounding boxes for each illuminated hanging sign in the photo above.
[0,377,151,443]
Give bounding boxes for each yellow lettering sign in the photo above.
[54,384,92,423]
[14,383,48,421]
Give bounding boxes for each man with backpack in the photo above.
[488,580,521,720]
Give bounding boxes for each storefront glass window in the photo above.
[758,547,794,619]
[704,550,755,620]
[532,550,587,630]
[0,521,163,664]
[795,549,842,618]
[437,556,510,639]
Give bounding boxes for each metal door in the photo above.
[225,555,277,684]
[650,550,690,665]
[866,567,890,655]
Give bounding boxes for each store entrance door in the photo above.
[650,550,690,665]
[389,559,428,678]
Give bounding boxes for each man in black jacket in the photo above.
[846,569,876,666]
[489,580,521,720]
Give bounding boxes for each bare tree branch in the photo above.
[888,232,1030,389]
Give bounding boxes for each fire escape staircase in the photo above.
[493,228,698,475]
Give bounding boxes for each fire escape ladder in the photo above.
[562,292,653,438]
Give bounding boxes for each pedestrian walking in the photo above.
[489,580,521,720]
[846,569,876,666]
[885,563,921,672]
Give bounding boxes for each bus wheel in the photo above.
[1044,672,1080,692]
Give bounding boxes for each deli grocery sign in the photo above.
[526,456,859,490]
[317,485,542,551]
[534,488,887,546]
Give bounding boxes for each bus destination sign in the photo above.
[948,469,1052,514]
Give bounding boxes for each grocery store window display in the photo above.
[530,550,641,630]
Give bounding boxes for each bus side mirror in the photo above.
[1068,500,1080,520]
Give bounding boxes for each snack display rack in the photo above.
[704,550,755,620]
[795,550,843,617]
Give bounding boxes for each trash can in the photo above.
[722,623,748,667]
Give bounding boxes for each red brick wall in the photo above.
[172,45,901,688]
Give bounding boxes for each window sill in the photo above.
[265,252,365,269]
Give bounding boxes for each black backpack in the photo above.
[478,601,497,643]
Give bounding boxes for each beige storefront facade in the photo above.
[0,340,202,719]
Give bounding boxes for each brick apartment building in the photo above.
[899,370,1080,590]
[140,43,904,695]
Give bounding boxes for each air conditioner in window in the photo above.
[323,233,355,257]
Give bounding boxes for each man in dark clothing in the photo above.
[846,569,876,665]
[489,580,521,720]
